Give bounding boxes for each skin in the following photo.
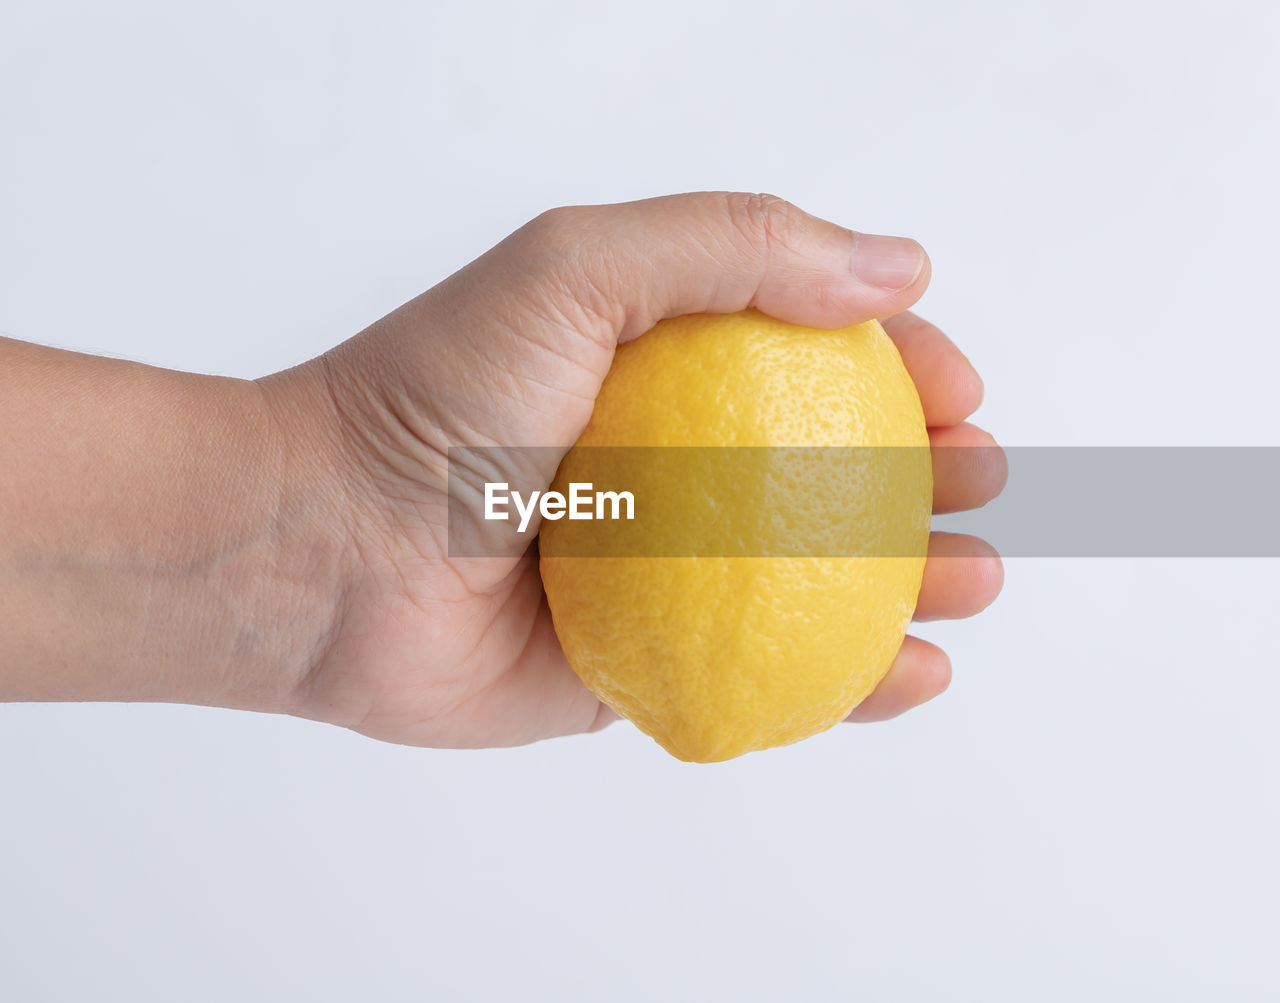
[0,192,1006,749]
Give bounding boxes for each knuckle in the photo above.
[727,190,803,254]
[723,191,803,254]
[507,205,623,342]
[520,204,592,253]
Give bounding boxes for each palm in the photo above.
[299,539,580,746]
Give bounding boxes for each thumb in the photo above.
[496,190,930,342]
[414,191,930,445]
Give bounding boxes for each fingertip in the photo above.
[845,636,951,723]
[930,423,1009,513]
[973,537,1006,609]
[966,356,985,412]
[731,201,930,329]
[908,636,952,702]
[881,311,985,426]
[955,536,1006,618]
[923,644,953,701]
[913,241,933,298]
[915,532,1006,620]
[952,351,984,419]
[980,431,1010,501]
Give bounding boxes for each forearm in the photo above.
[0,337,346,713]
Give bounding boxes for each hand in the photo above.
[260,192,1007,748]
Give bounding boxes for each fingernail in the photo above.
[850,233,925,291]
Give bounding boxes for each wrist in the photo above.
[242,362,365,718]
[109,367,356,717]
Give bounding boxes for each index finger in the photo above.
[881,310,985,427]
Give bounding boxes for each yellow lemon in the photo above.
[539,308,931,762]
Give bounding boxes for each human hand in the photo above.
[260,192,1007,749]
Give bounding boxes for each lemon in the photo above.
[539,309,932,762]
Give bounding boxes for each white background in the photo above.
[2,1,1278,1000]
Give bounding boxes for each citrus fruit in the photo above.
[539,308,932,762]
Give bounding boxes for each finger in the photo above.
[845,636,951,723]
[914,532,1005,621]
[881,311,985,426]
[931,423,1009,514]
[501,191,931,342]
